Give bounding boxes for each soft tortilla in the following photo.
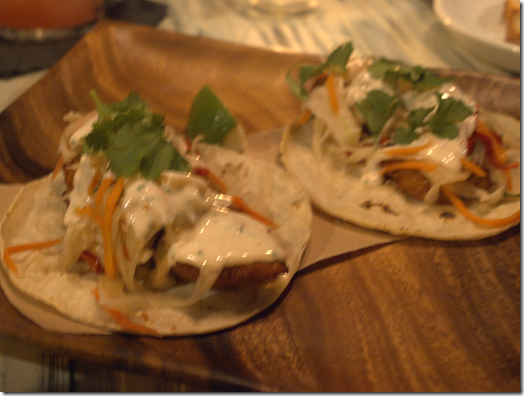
[0,144,312,336]
[279,108,520,240]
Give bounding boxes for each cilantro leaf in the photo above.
[141,141,175,180]
[83,90,189,179]
[355,90,401,139]
[393,127,418,145]
[287,42,354,100]
[427,93,473,139]
[393,106,434,144]
[368,58,451,90]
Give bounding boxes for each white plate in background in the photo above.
[434,0,520,73]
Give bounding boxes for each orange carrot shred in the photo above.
[461,157,487,177]
[193,166,228,193]
[102,177,125,280]
[326,73,339,115]
[92,289,160,336]
[51,155,65,181]
[441,185,520,227]
[296,109,312,126]
[380,161,437,174]
[503,169,513,192]
[95,177,114,212]
[3,239,62,275]
[75,206,103,226]
[230,196,276,227]
[475,120,509,165]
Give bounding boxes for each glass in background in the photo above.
[0,0,105,41]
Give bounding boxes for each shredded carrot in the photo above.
[461,157,487,178]
[95,177,115,212]
[51,155,65,181]
[92,289,160,336]
[486,150,520,170]
[193,166,228,193]
[102,177,125,280]
[87,168,102,197]
[441,185,520,227]
[296,109,312,126]
[384,142,431,156]
[475,120,509,165]
[230,196,276,227]
[380,161,438,174]
[3,239,62,275]
[75,206,103,226]
[503,169,513,192]
[326,73,339,115]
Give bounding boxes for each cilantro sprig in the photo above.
[83,90,190,179]
[355,90,401,141]
[393,93,473,144]
[393,107,434,144]
[426,93,473,139]
[368,58,451,90]
[287,42,354,100]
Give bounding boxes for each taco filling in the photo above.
[281,42,520,239]
[1,90,312,335]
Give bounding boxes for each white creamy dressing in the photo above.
[121,172,211,243]
[59,111,98,163]
[415,134,468,172]
[63,155,98,226]
[345,69,394,106]
[69,112,98,150]
[167,210,283,269]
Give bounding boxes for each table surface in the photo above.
[0,0,520,391]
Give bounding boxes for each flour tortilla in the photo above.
[0,144,312,336]
[280,108,520,240]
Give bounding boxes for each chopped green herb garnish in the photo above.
[368,58,451,90]
[393,93,473,143]
[426,93,473,140]
[83,90,190,179]
[393,106,434,144]
[355,90,401,140]
[286,42,354,100]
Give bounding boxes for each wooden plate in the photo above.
[0,20,520,391]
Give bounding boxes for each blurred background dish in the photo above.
[243,0,318,16]
[433,0,520,73]
[0,0,104,41]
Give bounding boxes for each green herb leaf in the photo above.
[368,58,451,90]
[407,106,434,128]
[286,42,354,100]
[427,93,473,139]
[355,90,401,138]
[186,86,238,145]
[393,127,418,145]
[393,106,434,144]
[83,90,189,179]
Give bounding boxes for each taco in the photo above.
[280,43,520,240]
[1,90,312,336]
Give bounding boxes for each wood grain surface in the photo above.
[0,21,520,392]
